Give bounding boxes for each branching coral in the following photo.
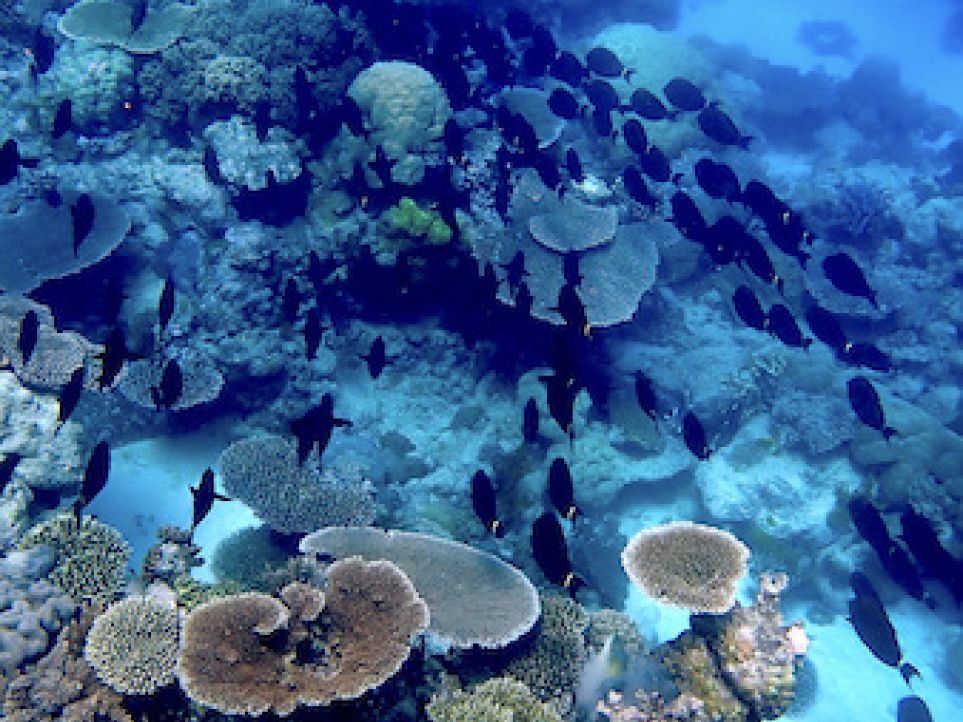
[427,677,562,722]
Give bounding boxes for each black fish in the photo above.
[586,46,632,80]
[622,166,658,208]
[739,234,783,293]
[96,327,141,389]
[694,157,741,201]
[75,440,111,522]
[639,145,671,183]
[52,98,72,139]
[682,411,711,460]
[634,370,659,422]
[290,393,352,465]
[548,88,581,120]
[0,453,23,495]
[562,253,582,287]
[443,117,466,163]
[70,193,95,256]
[531,511,585,595]
[151,358,183,410]
[847,376,896,440]
[843,342,892,372]
[497,106,538,157]
[191,468,230,532]
[522,27,556,76]
[733,285,768,331]
[584,79,621,113]
[663,78,706,111]
[847,579,919,684]
[850,571,883,605]
[369,145,395,187]
[533,150,562,193]
[30,27,56,77]
[622,118,648,154]
[805,305,849,354]
[281,277,300,323]
[697,105,751,148]
[900,507,963,603]
[552,283,590,336]
[565,147,584,183]
[202,145,222,185]
[339,97,366,137]
[591,106,614,137]
[848,495,893,555]
[628,88,676,120]
[822,252,878,308]
[548,457,580,521]
[897,696,933,722]
[880,543,932,607]
[515,281,534,316]
[523,397,539,443]
[56,366,85,431]
[504,9,534,39]
[158,276,175,332]
[101,278,126,323]
[550,51,587,86]
[702,217,743,266]
[768,304,812,348]
[543,373,577,438]
[502,251,528,294]
[0,139,38,185]
[361,335,390,379]
[307,250,337,293]
[303,307,325,361]
[18,310,40,365]
[669,191,707,241]
[767,219,812,268]
[471,469,505,537]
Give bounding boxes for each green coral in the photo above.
[383,197,452,246]
[18,514,130,604]
[427,678,561,722]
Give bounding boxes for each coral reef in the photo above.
[0,546,76,676]
[300,526,541,651]
[382,197,453,248]
[83,596,179,696]
[219,434,376,534]
[210,524,295,591]
[203,116,304,190]
[116,348,225,412]
[177,560,428,715]
[18,514,131,604]
[621,522,749,614]
[427,677,562,722]
[141,525,202,585]
[57,1,194,55]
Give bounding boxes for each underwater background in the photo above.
[1,0,962,720]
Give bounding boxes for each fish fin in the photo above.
[214,492,231,502]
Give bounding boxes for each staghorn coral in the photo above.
[621,522,749,614]
[83,596,179,696]
[220,435,376,534]
[177,560,428,715]
[300,526,540,651]
[505,594,588,707]
[0,546,76,676]
[19,514,131,604]
[3,602,133,722]
[427,677,562,722]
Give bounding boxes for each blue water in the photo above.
[1,1,961,720]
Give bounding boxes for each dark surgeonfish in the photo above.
[897,696,933,722]
[843,342,893,372]
[504,8,534,39]
[96,327,142,389]
[550,51,588,87]
[628,88,676,120]
[290,392,351,465]
[522,397,540,443]
[639,145,671,183]
[471,469,505,537]
[585,46,633,80]
[847,376,896,440]
[733,285,768,332]
[584,79,621,113]
[190,468,230,533]
[360,335,390,379]
[548,88,581,120]
[591,106,614,138]
[552,283,591,337]
[563,253,582,287]
[622,165,658,208]
[158,276,175,333]
[663,78,706,111]
[0,138,39,185]
[697,105,751,148]
[56,366,86,432]
[29,27,56,78]
[669,191,707,241]
[565,147,584,183]
[739,234,784,293]
[879,543,933,608]
[822,252,879,308]
[768,304,812,348]
[281,277,300,324]
[515,281,534,316]
[151,358,183,410]
[303,307,325,361]
[0,453,23,495]
[849,495,893,556]
[548,457,581,522]
[805,305,850,355]
[74,440,110,523]
[542,372,578,438]
[634,370,659,422]
[682,410,711,460]
[621,118,648,155]
[70,193,95,257]
[52,98,72,139]
[532,511,585,596]
[900,507,963,604]
[18,310,40,365]
[694,157,741,201]
[847,573,919,684]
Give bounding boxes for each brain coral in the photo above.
[300,526,540,651]
[621,521,750,614]
[219,434,376,534]
[347,61,452,185]
[83,596,179,695]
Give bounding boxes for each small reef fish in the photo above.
[151,358,184,410]
[669,191,708,242]
[70,193,95,257]
[75,440,111,522]
[531,511,585,596]
[663,77,706,111]
[847,376,896,440]
[900,507,963,604]
[281,277,300,324]
[694,157,741,201]
[158,276,175,333]
[634,370,659,423]
[822,252,879,308]
[471,469,505,537]
[548,88,581,120]
[0,138,39,185]
[56,366,86,432]
[621,118,648,155]
[565,147,584,184]
[190,468,230,534]
[638,145,671,183]
[622,166,658,208]
[842,342,892,372]
[548,457,581,522]
[682,410,712,460]
[290,392,352,465]
[552,283,591,337]
[522,397,540,443]
[550,51,587,87]
[18,309,39,365]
